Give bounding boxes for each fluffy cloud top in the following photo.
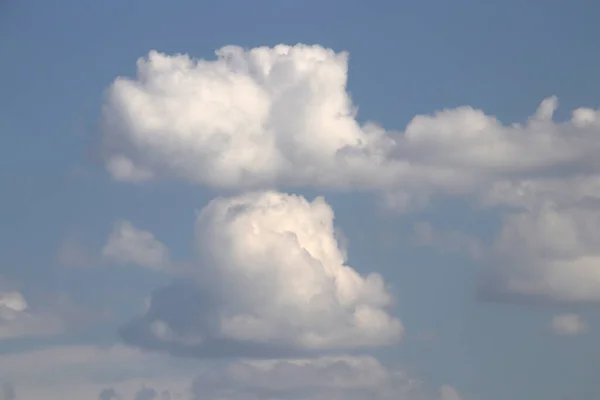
[482,202,600,303]
[103,221,171,270]
[194,191,401,349]
[101,45,398,190]
[100,45,600,203]
[122,191,402,355]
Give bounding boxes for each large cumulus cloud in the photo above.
[121,191,402,355]
[101,45,600,201]
[101,45,399,190]
[100,44,600,304]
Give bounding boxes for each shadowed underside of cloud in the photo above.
[119,281,301,359]
[120,191,402,357]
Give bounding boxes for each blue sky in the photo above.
[2,1,600,399]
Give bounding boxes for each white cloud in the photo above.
[0,288,64,340]
[191,190,402,349]
[484,202,600,303]
[100,45,600,204]
[190,355,440,400]
[0,344,458,400]
[551,314,587,336]
[103,221,171,270]
[0,278,109,341]
[101,45,401,192]
[124,191,402,353]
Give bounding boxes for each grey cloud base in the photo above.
[119,281,305,359]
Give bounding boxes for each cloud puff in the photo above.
[0,288,64,340]
[481,202,600,303]
[122,191,402,355]
[103,221,171,270]
[101,45,400,191]
[551,314,588,336]
[0,279,108,341]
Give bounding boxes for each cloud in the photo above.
[0,288,64,340]
[481,202,600,303]
[99,43,600,306]
[0,344,458,400]
[551,314,588,336]
[100,45,600,203]
[103,221,171,270]
[190,355,442,400]
[0,279,109,341]
[121,190,402,356]
[0,345,191,400]
[100,45,400,192]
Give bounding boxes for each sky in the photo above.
[1,0,600,399]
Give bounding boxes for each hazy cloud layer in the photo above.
[0,345,460,400]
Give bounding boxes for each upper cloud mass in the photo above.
[100,43,600,305]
